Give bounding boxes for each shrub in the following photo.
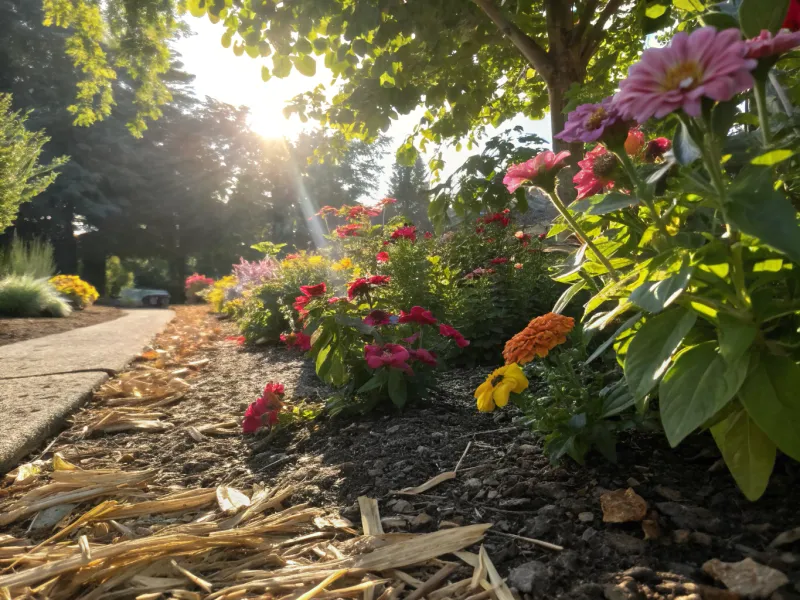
[0,275,72,317]
[184,273,214,300]
[236,281,288,343]
[207,275,239,313]
[232,257,280,292]
[501,24,800,500]
[49,275,99,309]
[105,256,133,297]
[0,236,55,278]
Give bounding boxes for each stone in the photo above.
[527,515,553,538]
[642,519,662,540]
[673,529,691,544]
[624,567,658,583]
[392,499,414,514]
[582,527,599,542]
[690,532,713,547]
[537,504,563,518]
[487,490,498,500]
[464,477,482,490]
[657,501,721,532]
[507,560,550,594]
[533,482,568,500]
[578,512,594,523]
[627,477,641,487]
[605,532,647,555]
[30,504,76,530]
[604,579,644,600]
[655,485,682,501]
[601,488,648,523]
[519,444,538,454]
[386,425,401,434]
[703,558,789,599]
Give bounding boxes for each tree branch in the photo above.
[573,0,600,43]
[471,0,554,82]
[580,0,628,63]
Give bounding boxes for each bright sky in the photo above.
[174,17,552,195]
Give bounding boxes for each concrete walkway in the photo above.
[0,309,175,473]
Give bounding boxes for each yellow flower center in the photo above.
[586,107,607,130]
[662,61,703,92]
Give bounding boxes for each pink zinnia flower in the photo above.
[503,151,571,193]
[409,348,438,367]
[481,212,511,227]
[744,29,800,59]
[614,27,757,122]
[556,97,628,144]
[335,223,363,238]
[316,205,338,217]
[347,205,382,220]
[364,309,392,326]
[347,278,370,300]
[391,225,417,242]
[439,324,470,348]
[399,306,437,325]
[364,343,411,371]
[242,382,285,433]
[645,138,672,162]
[424,232,433,239]
[378,197,398,206]
[490,257,509,265]
[328,296,342,304]
[376,251,389,263]
[786,0,800,31]
[403,332,420,345]
[293,295,311,316]
[299,282,326,297]
[368,275,391,286]
[573,145,618,201]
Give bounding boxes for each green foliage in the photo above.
[0,236,55,278]
[386,157,430,228]
[105,256,133,297]
[237,281,288,344]
[0,274,71,317]
[0,94,66,231]
[517,339,640,465]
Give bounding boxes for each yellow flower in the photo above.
[474,363,528,412]
[331,257,353,271]
[308,255,324,266]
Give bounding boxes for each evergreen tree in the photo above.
[387,157,430,228]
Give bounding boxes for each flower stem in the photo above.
[546,189,620,281]
[753,79,772,146]
[615,150,672,243]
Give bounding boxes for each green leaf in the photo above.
[629,262,693,313]
[291,54,316,76]
[315,344,332,378]
[571,192,640,216]
[728,174,800,264]
[711,406,775,501]
[717,314,757,365]
[711,100,739,139]
[646,4,668,18]
[221,31,233,48]
[272,55,293,78]
[739,0,790,37]
[585,312,643,365]
[260,65,271,82]
[387,369,408,408]
[379,72,396,88]
[187,0,207,18]
[624,308,697,405]
[751,149,794,166]
[553,281,585,314]
[673,120,701,165]
[673,0,704,11]
[738,353,800,461]
[700,11,740,29]
[600,379,635,418]
[357,372,387,393]
[659,342,747,447]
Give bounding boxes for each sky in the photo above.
[174,17,553,195]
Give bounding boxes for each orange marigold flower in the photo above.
[502,312,575,365]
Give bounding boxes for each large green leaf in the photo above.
[717,314,757,365]
[728,172,800,264]
[659,342,747,447]
[739,0,790,37]
[571,192,640,216]
[291,54,317,76]
[553,281,585,314]
[673,119,701,165]
[629,262,693,313]
[624,308,697,405]
[387,369,408,408]
[738,353,800,461]
[272,54,293,78]
[711,405,776,501]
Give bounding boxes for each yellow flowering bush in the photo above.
[49,275,99,309]
[207,275,239,313]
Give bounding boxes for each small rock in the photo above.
[392,499,414,514]
[624,567,658,583]
[31,504,76,530]
[538,504,562,518]
[527,515,552,538]
[367,469,382,477]
[483,478,500,486]
[578,512,594,523]
[464,477,482,490]
[642,519,662,540]
[604,579,644,600]
[381,517,407,529]
[556,550,580,571]
[771,527,800,548]
[342,502,360,519]
[340,462,355,475]
[439,520,459,529]
[657,501,721,532]
[691,532,713,547]
[386,425,401,434]
[673,529,691,544]
[703,558,789,599]
[508,560,550,594]
[655,485,682,501]
[627,477,642,487]
[373,459,386,470]
[487,490,499,500]
[582,527,599,542]
[411,512,433,527]
[416,446,430,454]
[601,488,648,523]
[605,532,647,555]
[430,431,445,439]
[519,444,537,455]
[118,453,135,464]
[500,498,531,509]
[533,482,567,500]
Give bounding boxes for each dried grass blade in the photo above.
[392,472,456,496]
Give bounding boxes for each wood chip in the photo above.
[393,472,456,496]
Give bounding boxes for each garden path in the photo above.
[0,308,174,472]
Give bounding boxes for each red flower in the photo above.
[514,263,523,269]
[786,0,800,30]
[378,197,398,206]
[376,251,390,263]
[399,306,437,325]
[538,233,546,240]
[391,225,417,242]
[316,205,339,217]
[382,240,391,246]
[281,331,311,351]
[476,226,485,234]
[285,253,301,260]
[335,223,363,238]
[403,332,420,344]
[226,335,245,346]
[263,382,285,396]
[364,309,392,326]
[515,231,531,242]
[242,382,285,433]
[364,343,411,371]
[368,275,391,286]
[645,138,672,163]
[347,278,371,300]
[410,348,438,367]
[481,212,510,227]
[490,257,509,265]
[624,128,646,156]
[294,295,310,310]
[440,324,470,348]
[300,282,327,297]
[503,151,571,193]
[347,205,382,220]
[328,296,343,304]
[573,144,618,201]
[424,231,433,239]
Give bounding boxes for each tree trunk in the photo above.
[548,78,584,160]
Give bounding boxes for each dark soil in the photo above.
[0,304,123,347]
[14,307,800,600]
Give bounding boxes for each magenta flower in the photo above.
[364,343,411,371]
[645,138,672,162]
[399,306,437,325]
[556,97,628,144]
[242,382,285,433]
[614,27,757,122]
[410,348,438,367]
[439,324,470,348]
[574,145,619,200]
[299,282,326,297]
[391,225,417,242]
[364,309,392,326]
[376,251,389,263]
[503,150,572,193]
[368,275,391,286]
[745,29,800,59]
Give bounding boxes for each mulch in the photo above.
[3,306,799,599]
[0,305,123,347]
